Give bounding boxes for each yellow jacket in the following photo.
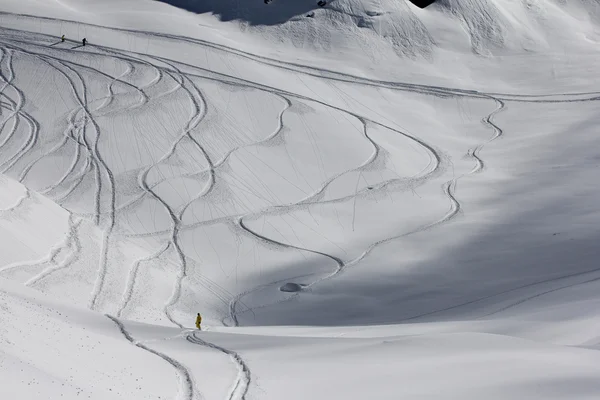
[195,314,202,328]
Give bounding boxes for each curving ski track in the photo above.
[106,314,196,400]
[187,331,251,400]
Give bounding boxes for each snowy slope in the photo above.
[1,0,600,399]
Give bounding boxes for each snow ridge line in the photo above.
[187,332,251,400]
[116,242,171,318]
[106,315,196,400]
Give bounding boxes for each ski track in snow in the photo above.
[0,214,76,278]
[0,184,29,213]
[229,96,504,324]
[0,13,598,400]
[187,331,251,400]
[0,11,598,343]
[106,314,197,400]
[0,40,119,311]
[25,215,82,287]
[128,53,211,328]
[0,46,40,177]
[398,263,600,323]
[116,242,171,318]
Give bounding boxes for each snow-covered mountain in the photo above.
[1,0,600,399]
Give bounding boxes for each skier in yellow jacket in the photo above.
[195,313,202,330]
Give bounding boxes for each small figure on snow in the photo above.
[82,38,87,46]
[317,0,327,7]
[61,35,65,42]
[195,313,202,330]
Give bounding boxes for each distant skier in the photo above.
[195,313,202,330]
[82,38,87,46]
[61,34,65,42]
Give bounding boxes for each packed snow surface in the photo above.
[1,0,600,399]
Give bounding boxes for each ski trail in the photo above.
[0,19,511,329]
[25,215,82,286]
[0,48,22,149]
[0,215,74,276]
[116,242,171,318]
[38,112,87,195]
[229,96,501,325]
[19,55,140,184]
[0,48,39,176]
[477,274,600,319]
[1,48,121,311]
[131,59,209,327]
[178,93,291,222]
[2,16,599,105]
[468,98,505,173]
[187,332,251,400]
[224,272,314,327]
[106,315,196,400]
[231,217,342,326]
[27,53,118,311]
[306,98,502,284]
[0,185,29,213]
[18,28,447,328]
[34,56,118,311]
[400,265,600,323]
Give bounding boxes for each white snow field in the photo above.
[1,0,600,398]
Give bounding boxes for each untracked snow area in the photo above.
[1,0,600,399]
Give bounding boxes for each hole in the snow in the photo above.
[279,282,304,292]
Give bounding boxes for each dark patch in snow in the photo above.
[279,282,305,292]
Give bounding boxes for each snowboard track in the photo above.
[106,314,196,400]
[187,331,251,400]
